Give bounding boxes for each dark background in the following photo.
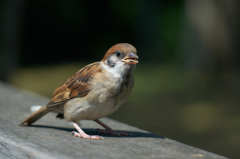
[1,0,240,158]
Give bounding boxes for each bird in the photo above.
[20,43,139,140]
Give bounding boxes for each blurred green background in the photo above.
[1,0,240,158]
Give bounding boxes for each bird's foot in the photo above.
[72,131,104,140]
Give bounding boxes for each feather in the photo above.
[47,62,102,108]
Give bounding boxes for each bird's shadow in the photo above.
[29,124,164,139]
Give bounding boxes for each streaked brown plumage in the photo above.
[48,62,101,105]
[20,43,138,140]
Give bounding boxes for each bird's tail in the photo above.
[20,105,50,126]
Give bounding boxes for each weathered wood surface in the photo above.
[0,82,228,159]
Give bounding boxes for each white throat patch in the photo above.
[100,61,129,79]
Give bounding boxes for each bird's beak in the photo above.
[121,53,139,64]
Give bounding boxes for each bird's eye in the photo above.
[115,51,122,58]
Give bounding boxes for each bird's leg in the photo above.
[72,122,103,140]
[95,119,112,130]
[95,119,128,136]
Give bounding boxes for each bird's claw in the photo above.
[72,131,104,140]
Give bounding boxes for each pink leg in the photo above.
[95,119,128,136]
[72,122,103,140]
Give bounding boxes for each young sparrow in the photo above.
[20,43,139,140]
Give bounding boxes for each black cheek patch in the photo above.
[107,58,115,67]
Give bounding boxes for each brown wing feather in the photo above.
[47,62,102,107]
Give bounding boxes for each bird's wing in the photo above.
[47,62,101,108]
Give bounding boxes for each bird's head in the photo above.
[101,43,138,77]
[102,43,138,66]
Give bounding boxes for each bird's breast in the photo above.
[64,69,133,121]
[90,74,125,105]
[87,72,132,117]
